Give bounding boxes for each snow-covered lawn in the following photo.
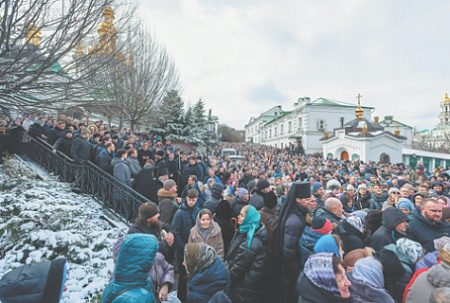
[0,157,128,302]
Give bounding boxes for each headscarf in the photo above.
[396,198,414,211]
[346,216,364,234]
[239,205,261,249]
[304,252,340,297]
[314,234,341,259]
[196,211,213,242]
[438,196,450,208]
[184,242,217,277]
[351,257,384,289]
[396,238,423,264]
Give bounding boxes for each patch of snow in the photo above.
[0,158,127,302]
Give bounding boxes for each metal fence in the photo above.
[14,129,147,225]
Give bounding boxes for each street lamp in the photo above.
[206,109,215,156]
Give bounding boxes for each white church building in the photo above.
[321,100,406,163]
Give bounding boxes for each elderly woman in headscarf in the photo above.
[183,242,229,303]
[188,209,224,260]
[296,252,352,303]
[347,256,395,303]
[225,205,268,303]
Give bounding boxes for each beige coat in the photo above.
[188,221,225,260]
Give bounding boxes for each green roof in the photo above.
[310,97,374,109]
[378,119,413,129]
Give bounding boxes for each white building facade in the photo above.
[245,97,373,153]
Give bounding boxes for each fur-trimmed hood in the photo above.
[157,188,176,199]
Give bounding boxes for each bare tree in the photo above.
[83,21,180,130]
[0,0,134,112]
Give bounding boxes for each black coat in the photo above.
[369,207,409,251]
[99,150,114,174]
[226,223,268,303]
[70,136,92,161]
[342,219,365,254]
[53,137,72,158]
[182,163,203,185]
[48,127,65,145]
[135,166,156,202]
[214,200,235,255]
[127,222,174,258]
[28,123,46,139]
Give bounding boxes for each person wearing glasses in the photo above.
[382,187,401,210]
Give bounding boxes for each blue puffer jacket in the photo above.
[186,257,230,303]
[299,227,323,270]
[102,234,158,303]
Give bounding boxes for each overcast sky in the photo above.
[139,0,450,131]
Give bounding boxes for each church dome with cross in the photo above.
[321,94,406,163]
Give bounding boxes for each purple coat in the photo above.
[113,236,175,295]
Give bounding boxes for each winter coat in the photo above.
[28,122,46,139]
[0,259,66,303]
[342,219,365,254]
[138,148,154,166]
[353,191,371,210]
[193,182,206,208]
[53,137,72,157]
[347,272,394,303]
[112,237,174,297]
[208,291,232,303]
[186,257,230,303]
[369,207,408,251]
[99,150,114,174]
[182,163,203,185]
[70,136,92,161]
[370,192,389,210]
[112,158,132,187]
[225,223,268,303]
[204,183,225,213]
[405,261,450,303]
[48,126,65,145]
[157,188,179,225]
[102,234,158,303]
[189,221,225,260]
[258,206,278,245]
[154,159,167,179]
[249,191,265,210]
[172,203,200,261]
[314,207,346,237]
[214,200,235,255]
[135,166,157,202]
[232,197,248,219]
[298,227,323,270]
[282,202,309,284]
[126,157,142,178]
[406,212,448,252]
[296,271,351,303]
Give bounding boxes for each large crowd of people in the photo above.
[1,113,450,303]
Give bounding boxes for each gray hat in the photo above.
[358,184,367,190]
[164,179,176,191]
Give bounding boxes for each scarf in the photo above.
[351,257,384,289]
[239,205,261,249]
[304,252,341,297]
[196,213,213,242]
[314,234,341,259]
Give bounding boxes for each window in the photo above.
[275,112,278,116]
[340,117,344,127]
[280,124,284,135]
[274,127,277,137]
[288,121,292,133]
[269,129,272,138]
[298,117,302,130]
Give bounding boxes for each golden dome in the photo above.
[362,122,367,133]
[395,127,400,137]
[74,40,84,57]
[355,93,364,119]
[26,24,42,47]
[442,93,450,102]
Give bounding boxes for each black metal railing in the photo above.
[15,129,147,225]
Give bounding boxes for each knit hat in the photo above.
[358,184,367,190]
[237,187,248,198]
[311,217,333,235]
[138,202,159,221]
[388,187,401,195]
[346,184,356,191]
[263,191,278,209]
[164,179,176,191]
[356,177,363,182]
[397,198,414,211]
[156,150,164,157]
[256,180,270,192]
[157,168,169,178]
[312,182,323,194]
[327,179,341,190]
[346,216,364,234]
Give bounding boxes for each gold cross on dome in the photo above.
[356,93,362,105]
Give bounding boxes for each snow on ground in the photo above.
[0,157,128,302]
